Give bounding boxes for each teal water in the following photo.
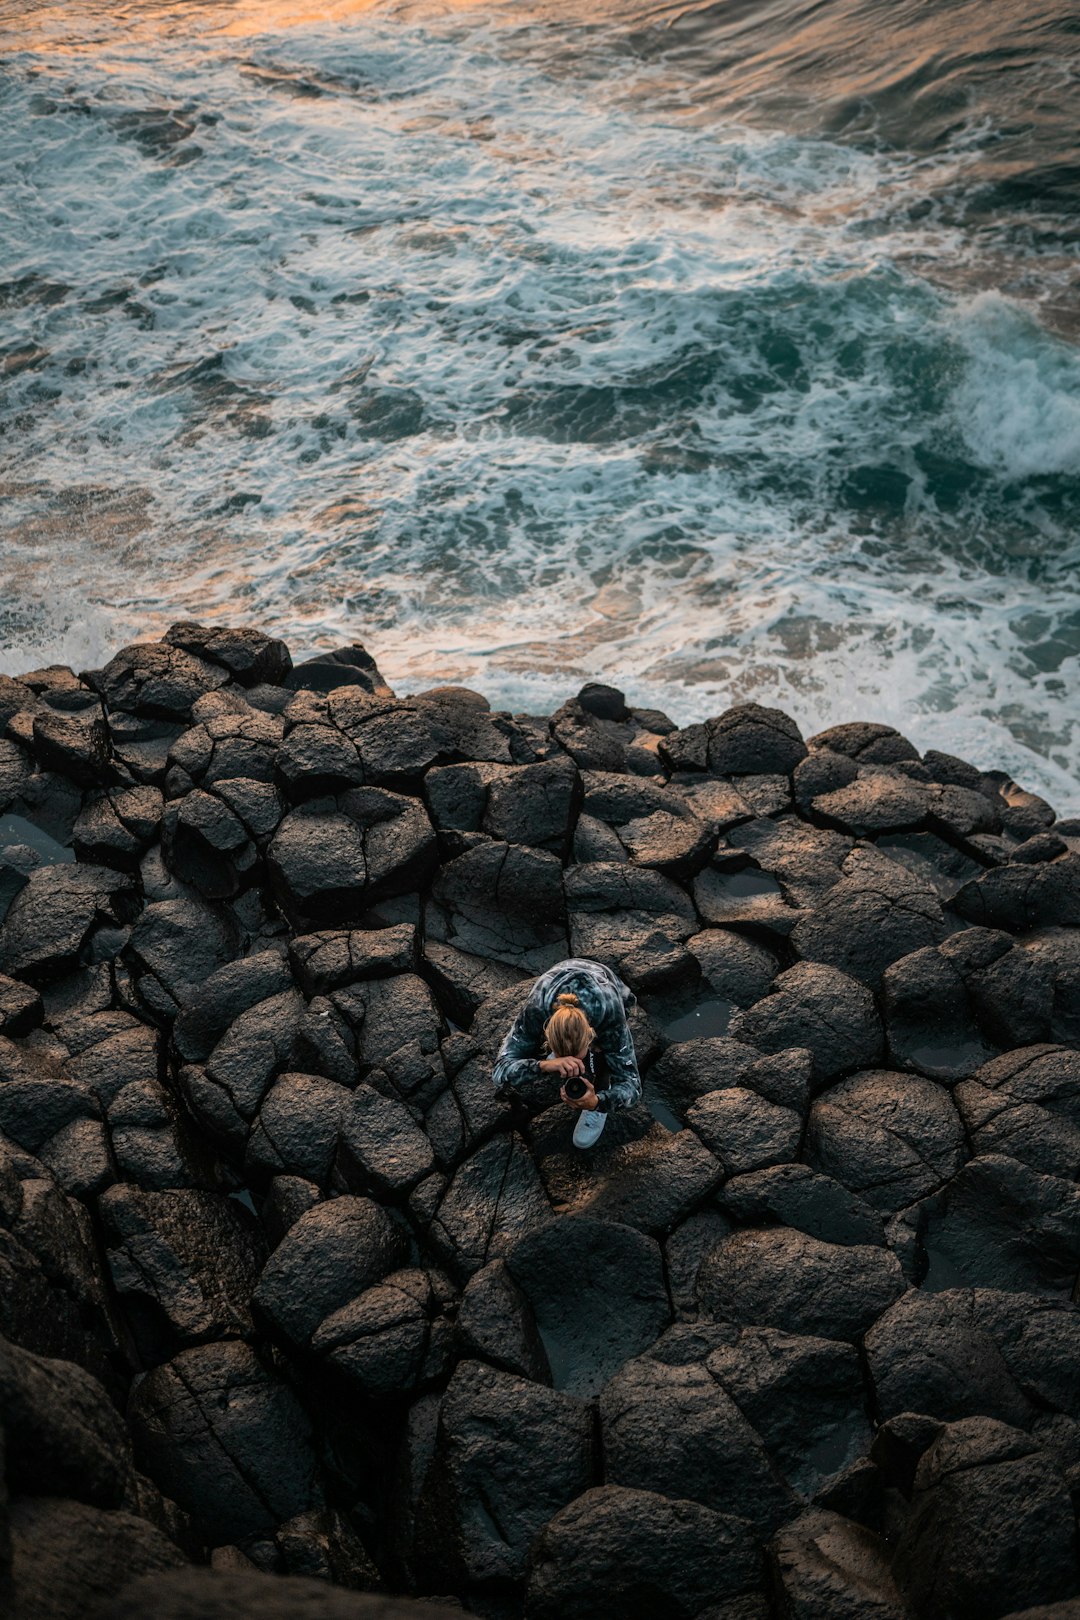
[1,0,1078,806]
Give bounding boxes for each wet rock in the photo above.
[790,845,945,988]
[805,1070,966,1214]
[507,1215,670,1396]
[702,1323,871,1495]
[730,962,884,1081]
[416,1358,593,1587]
[698,1228,906,1341]
[269,789,437,927]
[253,1195,408,1348]
[526,1484,761,1620]
[694,860,804,936]
[728,816,854,907]
[164,621,292,687]
[721,1163,884,1247]
[919,1155,1080,1296]
[767,1507,907,1619]
[892,1417,1079,1619]
[127,1340,320,1541]
[691,1087,801,1180]
[687,928,780,1008]
[600,1349,794,1532]
[456,1257,551,1383]
[955,1045,1080,1178]
[9,1497,185,1620]
[0,863,139,983]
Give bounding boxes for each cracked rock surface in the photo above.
[0,627,1078,1620]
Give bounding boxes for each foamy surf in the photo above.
[1,0,1078,808]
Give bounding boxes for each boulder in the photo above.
[730,963,884,1081]
[703,1324,871,1495]
[955,1045,1080,1179]
[805,1070,966,1214]
[425,1133,551,1280]
[599,1350,794,1532]
[789,845,945,988]
[87,639,230,720]
[9,1497,185,1620]
[269,789,436,927]
[253,1196,408,1348]
[0,864,139,983]
[456,1257,551,1383]
[767,1508,908,1619]
[164,621,293,687]
[720,1163,884,1247]
[416,1359,594,1587]
[127,1340,319,1541]
[0,1337,132,1507]
[698,1228,906,1341]
[954,854,1080,933]
[100,1186,266,1360]
[811,767,930,836]
[687,1087,802,1176]
[311,1268,447,1399]
[246,1072,348,1185]
[289,925,417,998]
[892,1417,1079,1619]
[687,928,780,1008]
[526,1484,761,1620]
[918,1155,1080,1296]
[865,1289,1034,1427]
[506,1216,670,1397]
[104,1568,450,1619]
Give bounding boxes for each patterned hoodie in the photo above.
[491,957,642,1113]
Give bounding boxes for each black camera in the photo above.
[563,1075,588,1100]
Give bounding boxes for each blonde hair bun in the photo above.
[554,992,580,1009]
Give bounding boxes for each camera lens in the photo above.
[563,1076,587,1099]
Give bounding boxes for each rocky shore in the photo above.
[1,623,1079,1620]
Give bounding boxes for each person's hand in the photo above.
[539,1056,585,1080]
[560,1079,599,1111]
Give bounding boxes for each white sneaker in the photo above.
[572,1108,608,1150]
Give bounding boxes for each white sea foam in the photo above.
[1,5,1078,810]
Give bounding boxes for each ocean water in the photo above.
[1,0,1078,807]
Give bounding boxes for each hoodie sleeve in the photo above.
[491,995,547,1093]
[592,985,642,1114]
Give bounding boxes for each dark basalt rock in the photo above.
[525,1484,761,1620]
[892,1417,1079,1619]
[767,1507,907,1619]
[729,961,884,1081]
[164,621,293,688]
[268,789,437,927]
[1,625,1078,1619]
[804,1069,966,1214]
[127,1340,320,1541]
[599,1346,795,1532]
[698,1227,906,1341]
[415,1358,594,1588]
